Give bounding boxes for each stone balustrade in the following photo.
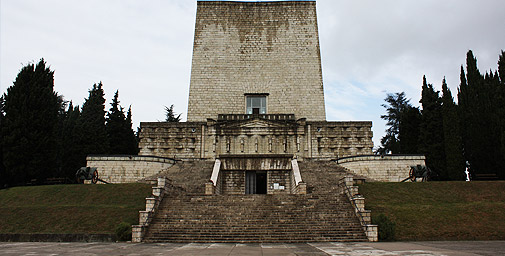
[339,176,378,242]
[290,158,306,194]
[205,159,222,195]
[132,177,170,243]
[337,155,426,182]
[86,155,176,183]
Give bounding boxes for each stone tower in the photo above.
[187,0,326,121]
[137,0,374,160]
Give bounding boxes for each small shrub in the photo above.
[115,222,132,241]
[373,213,396,241]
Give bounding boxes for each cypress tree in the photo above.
[125,106,139,155]
[458,50,503,179]
[419,76,445,179]
[399,105,421,154]
[497,51,505,179]
[441,78,465,180]
[0,98,5,186]
[105,91,138,155]
[0,59,61,185]
[457,64,474,177]
[59,102,83,179]
[78,82,108,157]
[499,50,505,84]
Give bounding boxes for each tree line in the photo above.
[0,59,138,187]
[379,50,505,180]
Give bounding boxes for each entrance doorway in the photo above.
[245,171,267,194]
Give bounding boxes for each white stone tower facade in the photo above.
[187,0,326,121]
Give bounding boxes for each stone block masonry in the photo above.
[139,119,373,160]
[337,155,426,182]
[86,155,176,183]
[339,176,378,242]
[187,1,326,121]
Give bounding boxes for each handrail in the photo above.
[340,180,366,226]
[340,176,378,242]
[291,159,303,186]
[210,159,221,186]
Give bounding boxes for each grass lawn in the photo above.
[0,183,152,234]
[359,181,505,241]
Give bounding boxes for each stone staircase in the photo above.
[141,160,369,243]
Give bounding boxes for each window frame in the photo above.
[245,93,268,114]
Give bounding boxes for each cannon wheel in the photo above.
[409,168,417,182]
[76,176,83,184]
[92,170,99,184]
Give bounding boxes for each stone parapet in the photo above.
[337,155,426,182]
[339,176,378,242]
[86,155,176,183]
[138,119,373,161]
[290,158,306,194]
[132,177,170,243]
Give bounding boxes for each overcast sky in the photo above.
[1,0,504,148]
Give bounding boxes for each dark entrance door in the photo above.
[256,171,267,194]
[245,171,267,194]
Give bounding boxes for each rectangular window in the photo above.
[246,96,266,114]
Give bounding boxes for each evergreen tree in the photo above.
[499,50,505,84]
[0,59,61,185]
[59,102,83,179]
[125,106,139,155]
[419,76,445,179]
[164,105,181,122]
[458,50,503,179]
[399,105,421,154]
[378,92,410,154]
[106,91,138,155]
[441,78,465,180]
[497,51,505,179]
[0,97,5,186]
[78,82,109,157]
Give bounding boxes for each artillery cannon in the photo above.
[75,167,109,184]
[401,165,432,182]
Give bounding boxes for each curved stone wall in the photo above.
[337,155,426,182]
[86,155,176,183]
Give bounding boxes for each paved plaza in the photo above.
[0,241,504,255]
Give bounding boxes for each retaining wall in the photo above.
[337,155,426,182]
[86,155,176,183]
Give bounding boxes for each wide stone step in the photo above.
[142,161,369,243]
[148,228,365,235]
[144,233,367,243]
[145,238,367,243]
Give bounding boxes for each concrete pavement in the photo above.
[0,241,504,255]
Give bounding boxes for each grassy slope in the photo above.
[0,184,151,234]
[359,181,505,241]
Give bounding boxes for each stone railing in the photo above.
[86,155,176,183]
[132,177,170,243]
[290,158,306,194]
[217,114,296,122]
[339,176,378,242]
[336,155,426,182]
[205,159,222,195]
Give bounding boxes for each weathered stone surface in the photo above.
[139,118,373,160]
[337,155,427,182]
[143,162,368,243]
[86,155,176,184]
[187,1,326,122]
